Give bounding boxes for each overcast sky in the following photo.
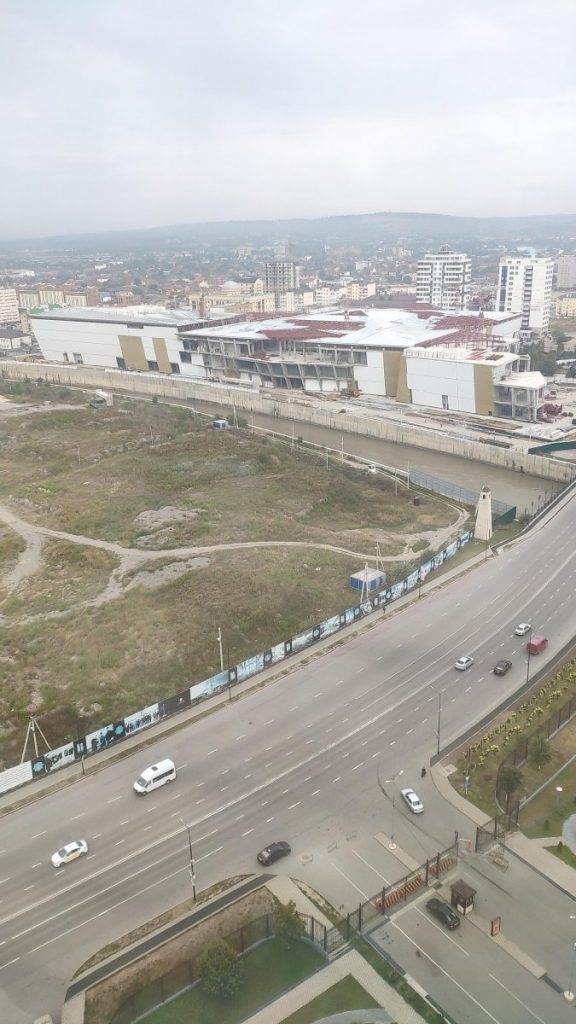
[2,0,575,238]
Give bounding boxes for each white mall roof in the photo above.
[29,305,209,328]
[183,307,515,351]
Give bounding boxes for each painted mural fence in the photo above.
[0,529,474,796]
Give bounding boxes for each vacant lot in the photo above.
[0,384,466,766]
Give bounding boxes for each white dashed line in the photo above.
[241,829,254,837]
[107,796,122,804]
[288,802,301,810]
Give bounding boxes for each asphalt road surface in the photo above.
[1,491,576,1022]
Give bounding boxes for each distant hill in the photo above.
[2,211,576,253]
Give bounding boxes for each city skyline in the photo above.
[2,0,576,238]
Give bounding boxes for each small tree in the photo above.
[275,899,306,948]
[528,734,552,771]
[195,939,244,1000]
[498,764,523,808]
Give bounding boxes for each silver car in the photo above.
[455,655,474,671]
[401,787,424,814]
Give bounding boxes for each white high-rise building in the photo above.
[416,246,471,311]
[263,260,300,293]
[0,288,20,324]
[495,255,554,336]
[555,254,576,290]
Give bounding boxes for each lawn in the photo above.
[141,938,325,1024]
[280,975,380,1024]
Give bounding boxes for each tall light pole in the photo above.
[436,693,442,757]
[526,626,533,687]
[178,816,197,902]
[217,627,224,672]
[564,941,576,1001]
[384,768,404,850]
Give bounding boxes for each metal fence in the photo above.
[109,911,337,1024]
[475,806,520,853]
[347,842,459,934]
[410,468,514,517]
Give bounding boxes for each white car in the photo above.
[400,787,424,814]
[514,623,531,636]
[455,655,474,671]
[51,839,88,868]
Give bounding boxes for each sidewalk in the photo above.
[431,760,576,899]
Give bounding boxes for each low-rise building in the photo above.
[555,293,576,318]
[31,304,537,418]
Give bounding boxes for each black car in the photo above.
[426,897,460,930]
[257,841,291,866]
[493,659,512,676]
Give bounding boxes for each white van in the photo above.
[133,758,176,795]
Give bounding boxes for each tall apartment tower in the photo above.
[263,260,300,293]
[555,254,576,290]
[0,288,20,324]
[495,255,554,336]
[416,246,471,310]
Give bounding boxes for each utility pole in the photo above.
[178,816,197,901]
[217,627,224,672]
[526,627,532,686]
[384,768,404,850]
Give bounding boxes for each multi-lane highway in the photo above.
[1,489,575,1023]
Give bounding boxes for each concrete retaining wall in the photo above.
[3,360,574,483]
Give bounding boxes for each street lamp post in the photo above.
[526,627,533,687]
[384,768,404,850]
[564,941,576,1001]
[178,816,197,901]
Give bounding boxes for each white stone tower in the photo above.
[474,485,493,542]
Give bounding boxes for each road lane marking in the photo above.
[113,841,124,846]
[289,706,299,712]
[241,829,254,837]
[351,763,364,771]
[332,777,341,783]
[0,958,19,971]
[176,763,187,769]
[207,748,218,755]
[392,921,501,1023]
[488,974,547,1023]
[235,815,244,821]
[23,886,34,892]
[143,826,153,832]
[0,879,10,886]
[288,802,301,810]
[265,817,274,823]
[235,734,246,741]
[264,720,274,726]
[311,789,320,795]
[330,863,371,900]
[107,796,122,804]
[31,863,41,869]
[31,833,46,840]
[120,820,130,825]
[351,849,392,883]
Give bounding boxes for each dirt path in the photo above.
[0,502,469,619]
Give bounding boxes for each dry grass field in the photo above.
[0,382,467,766]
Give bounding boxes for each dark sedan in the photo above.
[257,841,291,866]
[493,659,512,676]
[426,897,460,929]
